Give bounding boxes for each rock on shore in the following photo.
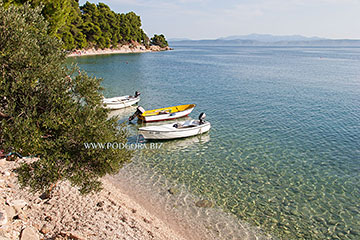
[68,42,173,57]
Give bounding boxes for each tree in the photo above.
[4,0,153,50]
[0,3,132,194]
[3,0,72,36]
[151,34,168,48]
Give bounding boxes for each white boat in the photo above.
[129,104,195,122]
[103,91,140,110]
[139,113,211,140]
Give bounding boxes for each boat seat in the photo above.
[158,111,170,115]
[175,120,197,129]
[183,120,193,126]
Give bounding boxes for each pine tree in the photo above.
[151,34,169,48]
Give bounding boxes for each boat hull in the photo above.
[139,105,195,122]
[103,96,140,110]
[139,121,211,140]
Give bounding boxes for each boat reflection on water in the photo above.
[107,106,138,120]
[134,131,210,152]
[163,133,210,151]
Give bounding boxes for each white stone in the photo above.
[8,200,27,209]
[0,211,8,226]
[0,236,11,240]
[4,205,16,220]
[0,179,5,188]
[20,227,40,240]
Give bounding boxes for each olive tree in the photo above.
[0,3,132,194]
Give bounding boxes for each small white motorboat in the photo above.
[139,113,211,140]
[103,91,140,110]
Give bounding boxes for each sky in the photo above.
[79,0,360,40]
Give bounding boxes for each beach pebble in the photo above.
[20,227,40,240]
[0,211,8,225]
[5,182,15,189]
[0,179,5,188]
[8,199,27,209]
[4,205,16,221]
[40,224,52,234]
[60,231,85,240]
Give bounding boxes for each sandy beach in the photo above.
[67,44,172,57]
[0,157,188,240]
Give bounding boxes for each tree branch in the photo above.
[0,111,9,119]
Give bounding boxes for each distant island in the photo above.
[169,34,360,46]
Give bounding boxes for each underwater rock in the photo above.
[195,200,213,208]
[168,187,179,195]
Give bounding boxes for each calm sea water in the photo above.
[68,45,360,239]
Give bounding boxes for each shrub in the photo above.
[0,3,132,194]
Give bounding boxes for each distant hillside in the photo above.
[218,34,324,42]
[168,37,192,41]
[170,34,360,46]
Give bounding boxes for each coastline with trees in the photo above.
[0,2,185,240]
[3,0,171,56]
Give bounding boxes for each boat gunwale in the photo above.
[103,96,140,104]
[140,104,196,117]
[138,122,211,133]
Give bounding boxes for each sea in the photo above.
[67,45,360,239]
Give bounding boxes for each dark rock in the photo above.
[39,191,50,200]
[96,201,104,207]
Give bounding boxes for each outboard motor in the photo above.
[134,91,141,98]
[129,106,145,122]
[199,112,206,125]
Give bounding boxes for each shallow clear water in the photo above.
[68,46,360,239]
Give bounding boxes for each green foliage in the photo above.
[3,0,72,36]
[151,34,169,48]
[4,0,157,50]
[78,2,149,49]
[0,3,132,194]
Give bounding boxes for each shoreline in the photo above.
[0,158,272,240]
[67,44,173,57]
[110,163,271,240]
[0,157,187,240]
[0,156,270,240]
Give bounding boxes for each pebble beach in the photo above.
[0,157,188,240]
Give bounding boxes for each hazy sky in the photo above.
[79,0,360,40]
